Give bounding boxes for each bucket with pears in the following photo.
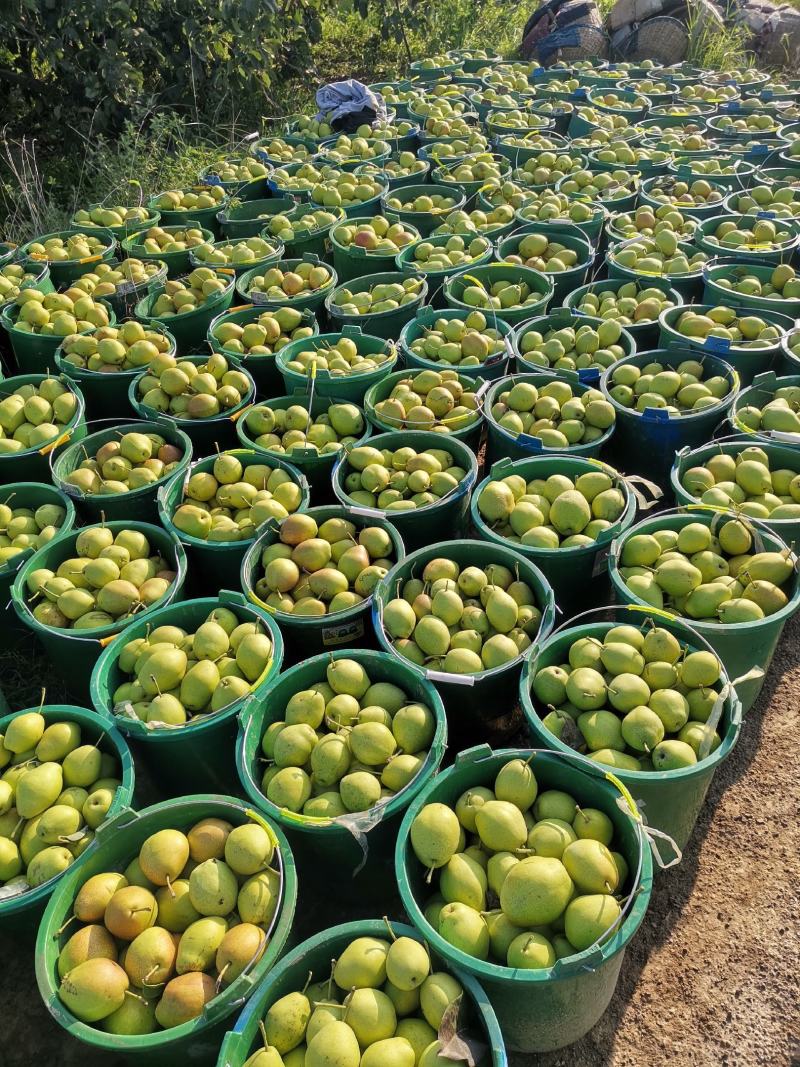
[158,449,309,594]
[395,745,653,1053]
[240,506,404,657]
[471,455,639,613]
[372,539,556,743]
[217,918,507,1067]
[0,703,134,931]
[598,349,739,483]
[36,795,297,1061]
[730,370,800,441]
[608,508,800,713]
[0,374,87,485]
[520,605,742,851]
[10,520,188,698]
[90,591,283,795]
[51,420,193,524]
[0,482,76,634]
[236,648,446,898]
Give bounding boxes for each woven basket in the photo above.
[622,16,689,63]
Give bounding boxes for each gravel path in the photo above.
[0,618,797,1067]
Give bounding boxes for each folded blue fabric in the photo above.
[315,79,387,122]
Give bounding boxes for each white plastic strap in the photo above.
[425,670,476,686]
[332,799,392,876]
[617,795,682,870]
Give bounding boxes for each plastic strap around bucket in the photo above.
[619,473,663,512]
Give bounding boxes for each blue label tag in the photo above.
[255,149,270,162]
[642,406,672,423]
[577,367,600,384]
[750,145,771,156]
[722,102,741,113]
[204,174,224,187]
[703,335,731,353]
[756,210,776,218]
[517,433,543,450]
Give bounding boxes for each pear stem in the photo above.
[382,916,397,942]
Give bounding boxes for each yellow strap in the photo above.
[604,771,641,820]
[98,633,120,648]
[627,602,677,621]
[38,433,70,456]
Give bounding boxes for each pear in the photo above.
[59,958,129,1022]
[16,761,63,819]
[176,915,228,973]
[334,936,389,990]
[155,971,216,1028]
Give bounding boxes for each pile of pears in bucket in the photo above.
[736,383,800,435]
[136,352,250,421]
[56,817,282,1032]
[478,468,626,549]
[681,446,800,520]
[171,453,302,543]
[341,443,469,511]
[64,430,184,496]
[382,558,542,674]
[605,358,732,414]
[0,378,80,455]
[618,518,796,621]
[531,624,726,771]
[0,712,122,896]
[244,931,470,1067]
[259,656,437,816]
[111,605,274,726]
[24,526,177,631]
[410,759,629,967]
[490,378,615,448]
[0,494,69,565]
[253,513,397,618]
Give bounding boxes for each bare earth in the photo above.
[0,619,797,1067]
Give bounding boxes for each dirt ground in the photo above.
[0,618,797,1067]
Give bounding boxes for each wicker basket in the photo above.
[621,16,689,63]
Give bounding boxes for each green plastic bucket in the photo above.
[200,160,270,200]
[637,175,733,220]
[0,373,87,484]
[608,507,800,712]
[702,259,800,317]
[236,649,444,896]
[495,222,594,303]
[275,325,398,402]
[325,271,429,340]
[781,331,800,375]
[218,918,507,1066]
[0,703,134,932]
[1,298,117,376]
[671,435,800,544]
[278,204,345,259]
[729,370,800,441]
[396,745,653,1052]
[667,158,756,187]
[120,224,216,278]
[330,215,423,283]
[133,269,235,355]
[471,455,637,612]
[484,371,616,466]
[606,238,706,300]
[219,199,296,241]
[36,794,296,1066]
[399,306,515,381]
[658,303,794,385]
[599,348,739,483]
[235,392,371,499]
[158,448,309,593]
[0,482,76,634]
[520,607,742,850]
[513,308,636,384]
[19,228,117,287]
[443,262,553,325]
[332,429,478,551]
[11,519,187,698]
[147,190,230,238]
[235,255,337,316]
[395,233,495,305]
[206,303,319,397]
[372,539,555,738]
[50,418,193,524]
[694,213,800,265]
[90,590,283,795]
[363,367,484,446]
[54,322,177,420]
[355,154,431,189]
[382,183,468,237]
[129,353,256,453]
[240,505,404,656]
[563,276,683,350]
[316,137,394,172]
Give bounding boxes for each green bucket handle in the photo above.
[451,744,653,971]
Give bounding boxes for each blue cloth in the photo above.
[315,80,386,123]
